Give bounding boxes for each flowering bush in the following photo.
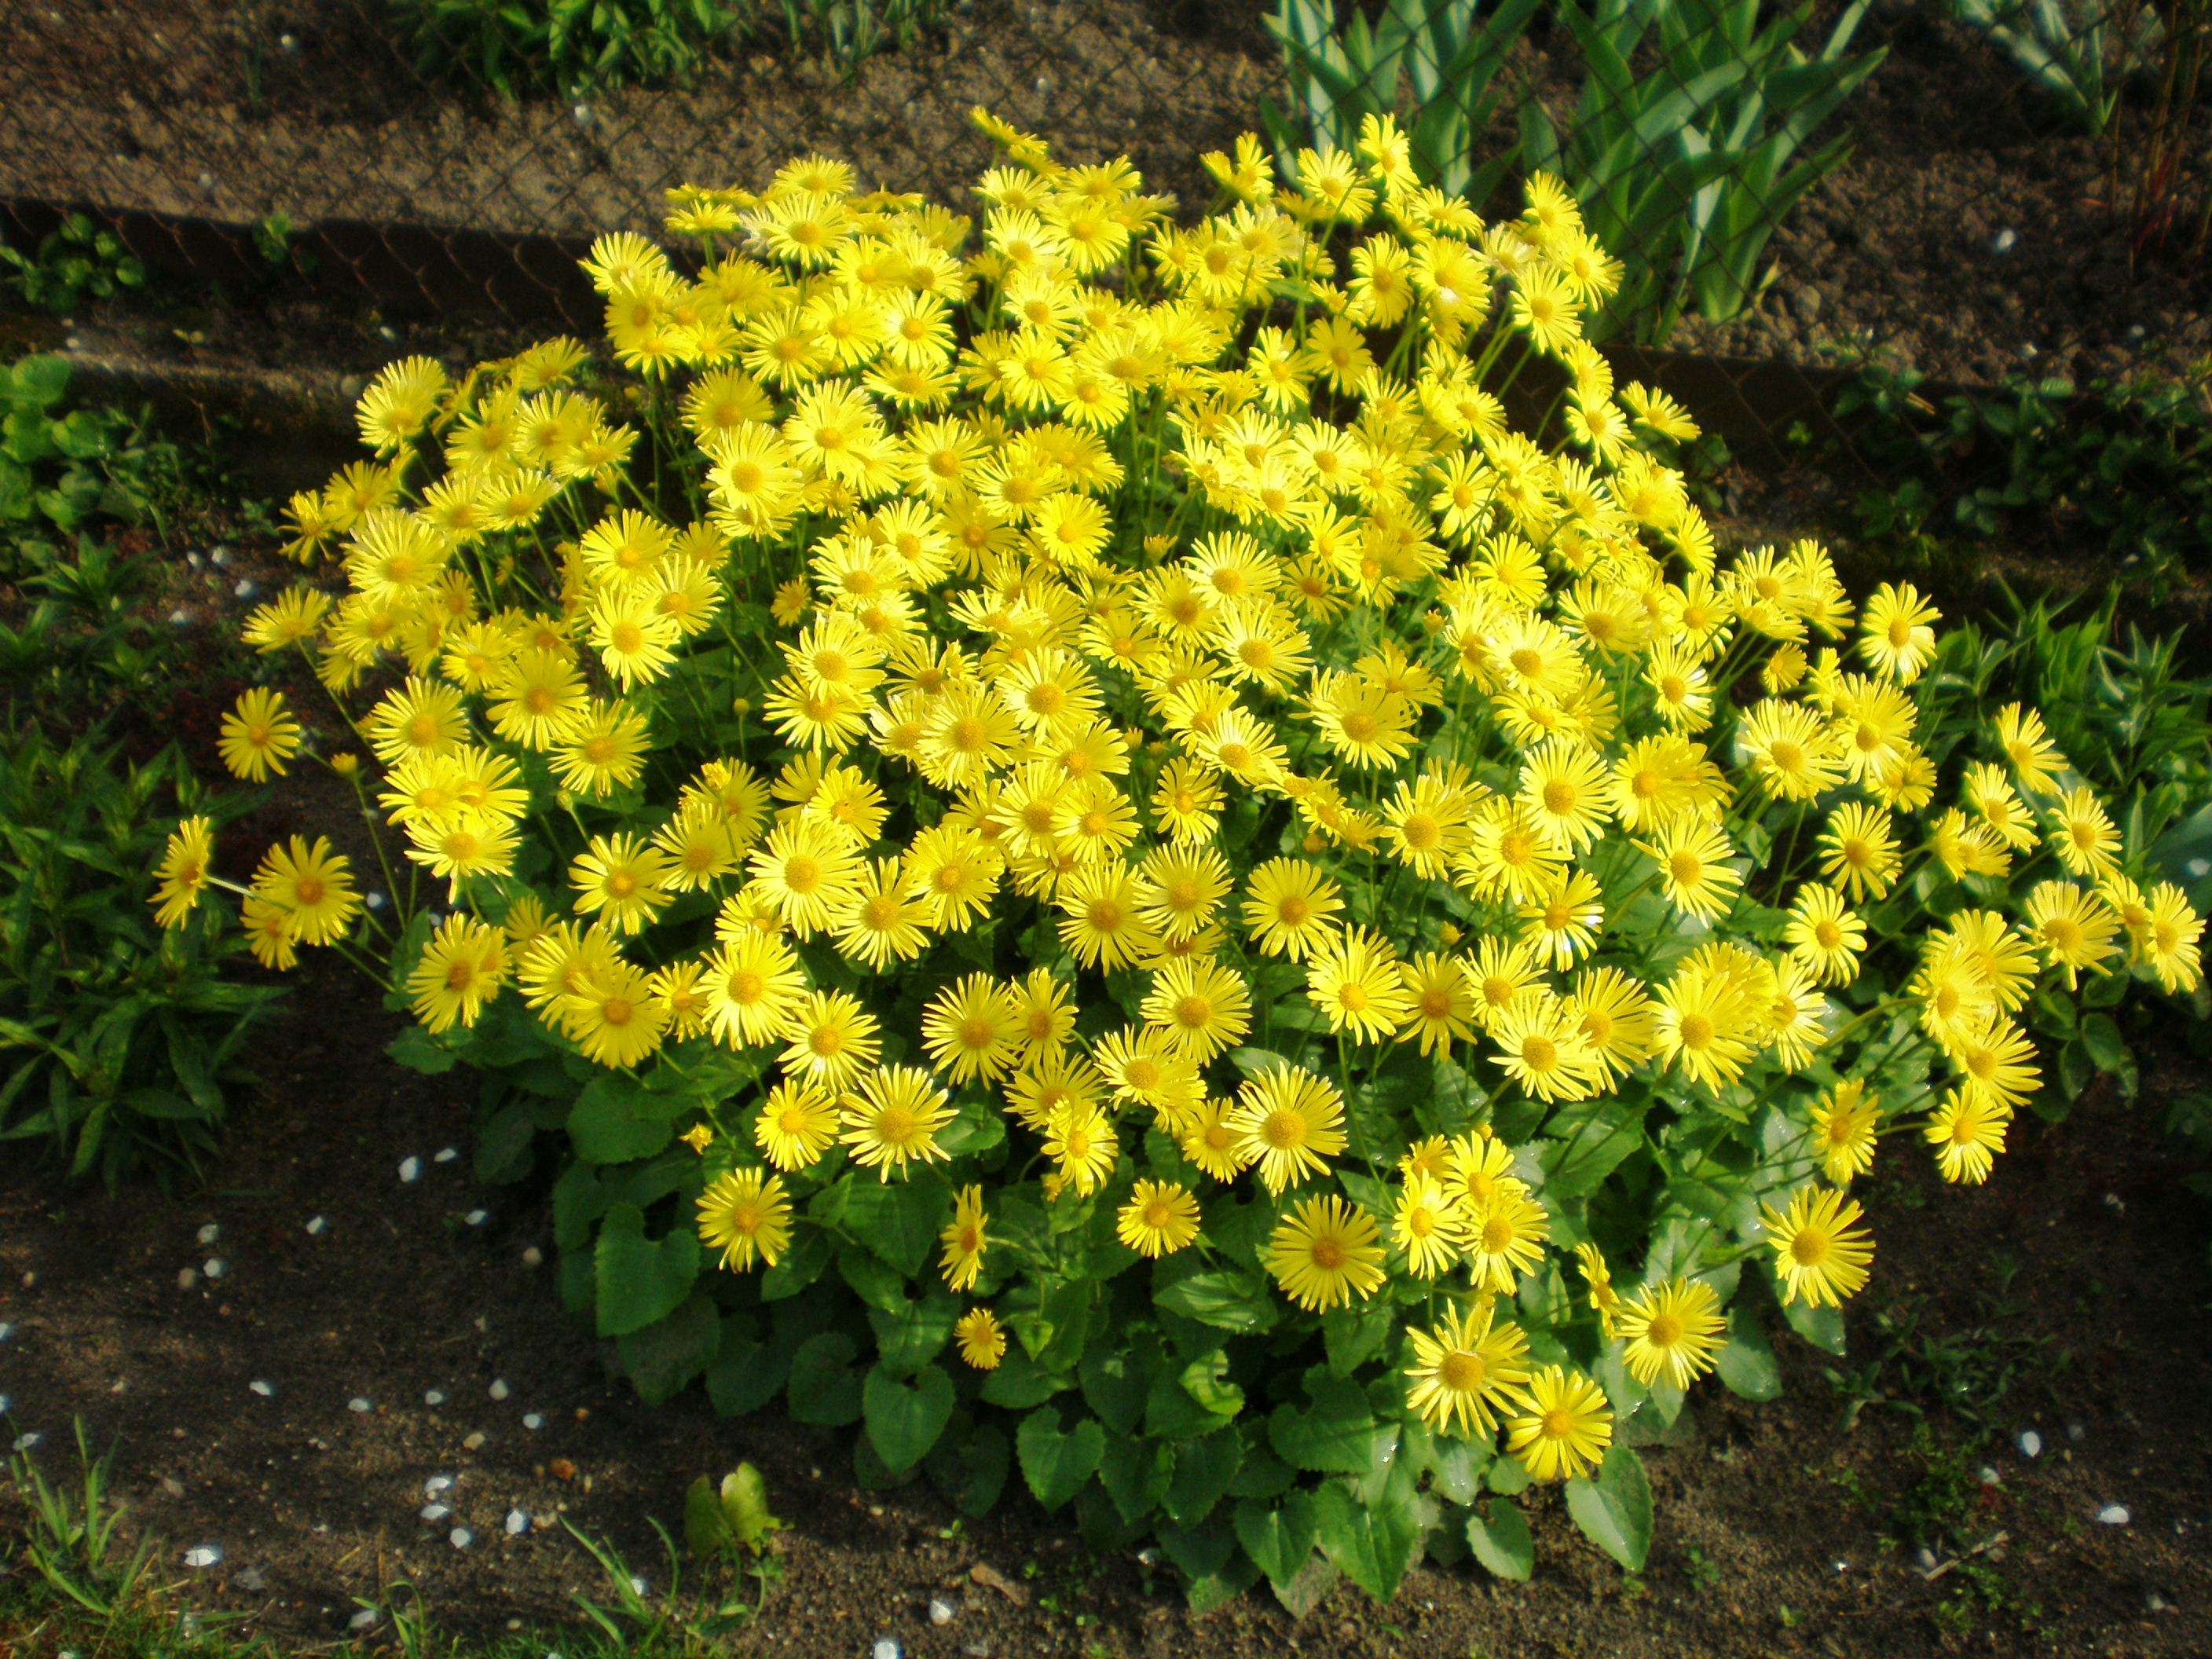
[162,112,2207,1601]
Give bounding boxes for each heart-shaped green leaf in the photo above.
[1016,1405,1104,1511]
[862,1364,955,1474]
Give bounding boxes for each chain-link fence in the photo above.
[1,0,2207,500]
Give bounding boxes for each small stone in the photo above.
[1914,1544,1938,1571]
[250,1379,276,1398]
[1790,284,1822,323]
[203,1258,225,1280]
[178,1268,198,1291]
[449,1527,473,1550]
[162,1477,185,1497]
[13,1433,42,1452]
[522,1246,544,1267]
[425,1390,446,1407]
[2148,1591,2171,1612]
[466,1209,489,1227]
[278,31,297,49]
[365,891,387,911]
[522,1413,544,1430]
[348,1397,372,1413]
[197,1223,221,1245]
[235,1564,268,1591]
[505,1507,529,1536]
[378,325,399,342]
[872,1639,903,1659]
[435,1146,460,1164]
[1979,1466,2001,1486]
[168,609,192,627]
[463,1431,486,1451]
[929,1596,955,1626]
[424,1475,453,1496]
[550,1459,576,1481]
[2067,1421,2087,1442]
[1990,228,2017,255]
[233,579,256,599]
[399,1156,421,1183]
[306,1216,327,1236]
[2097,1504,2131,1525]
[489,1379,511,1401]
[349,1608,379,1631]
[420,1503,450,1523]
[183,1545,223,1569]
[2018,1430,2043,1458]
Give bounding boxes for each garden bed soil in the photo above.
[2,932,2209,1658]
[2,0,2208,394]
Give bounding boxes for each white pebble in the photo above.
[467,1210,489,1227]
[629,1576,648,1597]
[2068,1421,2087,1443]
[435,1146,460,1164]
[463,1431,486,1451]
[1914,1545,1937,1572]
[250,1380,276,1398]
[168,609,192,626]
[1979,1466,2001,1487]
[233,579,256,599]
[1990,228,2017,255]
[399,1157,421,1183]
[489,1379,511,1401]
[872,1639,902,1659]
[522,1247,544,1267]
[208,547,231,568]
[13,1432,42,1452]
[2098,1504,2131,1526]
[348,1397,372,1413]
[349,1608,380,1631]
[522,1413,544,1430]
[0,1322,13,1342]
[183,1545,223,1569]
[424,1476,453,1495]
[506,1507,529,1536]
[928,1596,955,1625]
[203,1258,226,1280]
[305,1216,327,1236]
[449,1527,473,1550]
[426,1389,447,1406]
[2019,1430,2043,1459]
[197,1223,221,1246]
[366,891,387,911]
[420,1503,450,1523]
[0,1394,10,1414]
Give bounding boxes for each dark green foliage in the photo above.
[0,731,282,1188]
[1,214,145,317]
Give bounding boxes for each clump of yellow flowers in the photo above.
[163,111,2203,1595]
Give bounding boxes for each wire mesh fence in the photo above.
[0,0,2206,481]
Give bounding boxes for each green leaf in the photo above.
[568,1074,681,1163]
[1565,1444,1654,1570]
[1467,1498,1533,1580]
[617,1289,720,1404]
[867,1287,958,1376]
[1714,1301,1783,1401]
[703,1317,790,1417]
[862,1364,955,1474]
[719,1463,778,1551]
[2079,1011,2130,1074]
[1099,1434,1174,1523]
[1079,1342,1155,1435]
[683,1474,731,1558]
[1233,1490,1320,1589]
[1154,1266,1279,1332]
[978,1346,1073,1410]
[841,1173,946,1278]
[925,1419,1010,1518]
[387,1024,458,1075]
[1016,1406,1105,1512]
[592,1202,699,1339]
[1778,1293,1847,1355]
[786,1332,863,1426]
[1268,1373,1383,1474]
[1163,1429,1242,1528]
[1313,1478,1425,1601]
